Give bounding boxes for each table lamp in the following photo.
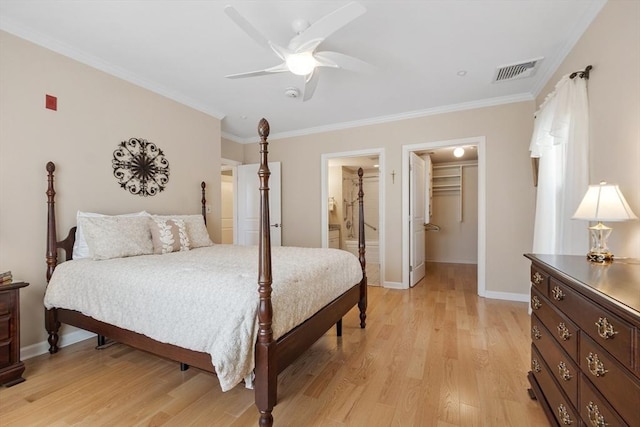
[572,182,638,262]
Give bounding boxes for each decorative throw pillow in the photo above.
[152,214,213,248]
[73,211,149,260]
[78,216,153,260]
[149,218,190,254]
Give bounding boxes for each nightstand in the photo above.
[0,281,29,387]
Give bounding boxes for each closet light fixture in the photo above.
[572,181,638,262]
[453,147,465,158]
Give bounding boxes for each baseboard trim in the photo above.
[483,290,530,303]
[21,329,96,360]
[383,281,405,289]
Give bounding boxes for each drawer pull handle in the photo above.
[586,353,608,377]
[557,403,573,425]
[595,317,618,340]
[551,286,565,301]
[557,323,572,341]
[531,358,541,373]
[532,325,542,340]
[557,361,572,381]
[587,401,606,427]
[531,295,542,310]
[533,271,544,285]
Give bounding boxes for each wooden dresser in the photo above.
[525,254,639,427]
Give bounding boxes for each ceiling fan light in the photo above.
[286,52,316,76]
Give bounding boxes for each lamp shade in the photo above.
[572,182,638,222]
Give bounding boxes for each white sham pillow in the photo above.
[78,216,153,260]
[72,211,149,259]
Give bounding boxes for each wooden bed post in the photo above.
[357,168,367,328]
[255,118,276,427]
[201,181,207,225]
[45,161,61,353]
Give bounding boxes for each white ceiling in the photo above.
[0,0,606,142]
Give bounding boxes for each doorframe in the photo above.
[401,137,486,296]
[321,148,385,287]
[221,158,241,244]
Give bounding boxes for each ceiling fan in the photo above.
[224,2,368,101]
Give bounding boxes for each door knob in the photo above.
[271,223,281,228]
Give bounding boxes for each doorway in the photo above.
[220,158,241,244]
[321,149,385,287]
[402,137,486,296]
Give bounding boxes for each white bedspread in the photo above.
[44,245,363,391]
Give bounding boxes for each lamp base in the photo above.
[587,251,614,263]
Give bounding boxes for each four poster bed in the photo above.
[43,119,368,426]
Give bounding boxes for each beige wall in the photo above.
[244,101,537,294]
[0,31,221,349]
[536,0,640,257]
[221,136,244,163]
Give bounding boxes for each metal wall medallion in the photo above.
[112,138,170,197]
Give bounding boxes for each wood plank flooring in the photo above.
[0,263,548,426]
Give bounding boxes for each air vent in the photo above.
[493,57,543,82]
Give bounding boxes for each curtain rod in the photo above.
[570,65,592,80]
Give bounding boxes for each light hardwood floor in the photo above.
[0,263,548,426]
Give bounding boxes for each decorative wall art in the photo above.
[112,138,170,197]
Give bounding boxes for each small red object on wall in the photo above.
[45,94,57,111]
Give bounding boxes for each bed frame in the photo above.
[44,118,368,427]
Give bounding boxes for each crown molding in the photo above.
[228,92,534,143]
[530,0,607,97]
[0,19,226,120]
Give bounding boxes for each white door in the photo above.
[236,162,282,246]
[410,153,426,286]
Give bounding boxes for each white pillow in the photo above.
[152,214,213,248]
[78,216,153,260]
[73,211,149,259]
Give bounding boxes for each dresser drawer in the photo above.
[0,313,10,341]
[531,345,579,426]
[579,332,640,426]
[0,291,11,315]
[579,373,628,427]
[532,315,578,405]
[530,265,549,295]
[0,339,11,368]
[531,287,578,360]
[548,278,634,370]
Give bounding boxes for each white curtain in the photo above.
[530,74,589,255]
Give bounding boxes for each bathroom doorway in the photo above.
[321,149,385,287]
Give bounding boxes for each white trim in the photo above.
[402,137,486,296]
[0,18,226,120]
[231,94,533,143]
[21,329,96,360]
[383,281,404,290]
[483,291,530,303]
[321,148,385,289]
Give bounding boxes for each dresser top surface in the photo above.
[525,254,640,315]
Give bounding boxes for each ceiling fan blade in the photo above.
[225,63,289,79]
[303,71,320,101]
[314,51,372,73]
[224,5,272,52]
[289,2,366,52]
